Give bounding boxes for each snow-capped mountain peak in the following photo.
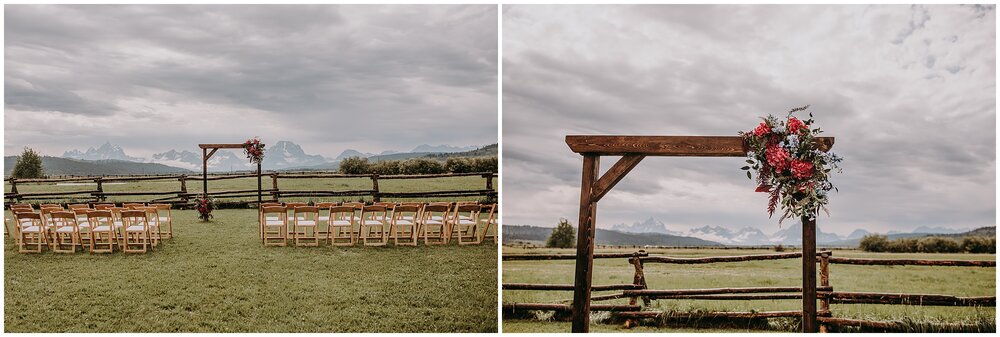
[62,141,145,162]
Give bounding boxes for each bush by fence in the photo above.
[860,234,995,254]
[339,156,497,175]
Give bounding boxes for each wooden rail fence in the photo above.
[502,250,996,332]
[4,171,497,205]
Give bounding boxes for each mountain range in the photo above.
[51,141,492,173]
[608,216,979,246]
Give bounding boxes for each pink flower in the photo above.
[787,117,806,134]
[791,160,814,179]
[753,122,770,137]
[766,144,790,173]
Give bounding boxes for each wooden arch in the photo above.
[198,143,263,206]
[565,135,835,333]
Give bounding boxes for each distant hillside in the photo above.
[424,144,498,159]
[828,226,997,247]
[4,156,192,177]
[503,225,723,247]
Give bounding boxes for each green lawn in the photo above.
[501,246,995,333]
[4,209,498,332]
[4,174,496,204]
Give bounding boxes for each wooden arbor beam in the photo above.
[565,135,834,333]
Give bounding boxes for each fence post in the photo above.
[271,173,280,202]
[371,174,380,202]
[9,179,19,203]
[179,176,188,202]
[485,173,493,190]
[95,177,104,203]
[629,251,648,306]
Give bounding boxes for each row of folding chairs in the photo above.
[6,203,174,253]
[259,201,497,247]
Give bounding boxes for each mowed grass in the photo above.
[4,175,495,204]
[501,246,995,333]
[4,209,498,332]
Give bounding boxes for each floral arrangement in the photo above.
[196,198,215,222]
[243,137,265,164]
[739,105,842,224]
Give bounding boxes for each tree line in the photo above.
[338,156,497,175]
[859,234,995,254]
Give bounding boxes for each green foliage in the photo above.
[545,218,576,249]
[471,157,498,173]
[961,237,996,254]
[370,160,401,175]
[860,234,985,253]
[11,147,44,178]
[400,158,446,175]
[446,157,474,173]
[337,156,370,174]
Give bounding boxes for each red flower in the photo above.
[752,122,770,137]
[787,117,805,134]
[790,160,814,179]
[766,144,790,173]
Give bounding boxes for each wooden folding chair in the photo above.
[360,205,389,246]
[15,212,45,253]
[315,202,336,244]
[108,207,127,249]
[49,211,81,253]
[390,204,420,246]
[87,210,116,253]
[40,203,62,209]
[292,206,319,247]
[261,206,288,247]
[342,202,365,238]
[68,204,90,211]
[479,203,498,244]
[139,206,162,247]
[150,204,174,239]
[452,204,482,245]
[123,203,145,210]
[420,204,451,245]
[121,210,151,253]
[94,204,115,210]
[328,205,357,246]
[284,202,307,238]
[71,208,93,246]
[39,206,64,249]
[260,202,283,242]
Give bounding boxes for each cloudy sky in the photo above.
[5,5,497,158]
[502,5,995,235]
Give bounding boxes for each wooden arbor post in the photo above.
[198,144,264,207]
[565,135,834,333]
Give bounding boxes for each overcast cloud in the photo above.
[502,5,995,235]
[5,5,497,157]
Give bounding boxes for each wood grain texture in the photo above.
[502,251,648,261]
[591,154,644,202]
[565,135,834,156]
[828,257,995,267]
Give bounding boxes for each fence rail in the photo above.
[501,250,996,332]
[4,171,497,205]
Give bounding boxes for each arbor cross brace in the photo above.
[565,135,835,333]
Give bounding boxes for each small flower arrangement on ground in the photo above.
[196,198,215,222]
[739,105,842,224]
[243,137,265,164]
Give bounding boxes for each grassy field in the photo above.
[4,174,496,204]
[501,246,996,333]
[4,209,498,332]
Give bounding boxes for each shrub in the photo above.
[961,237,996,254]
[445,157,473,173]
[400,158,446,175]
[370,160,401,175]
[916,237,961,253]
[546,218,576,249]
[859,234,889,252]
[338,156,369,174]
[12,147,44,179]
[472,157,498,173]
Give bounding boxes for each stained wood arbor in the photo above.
[199,144,262,206]
[565,135,834,333]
